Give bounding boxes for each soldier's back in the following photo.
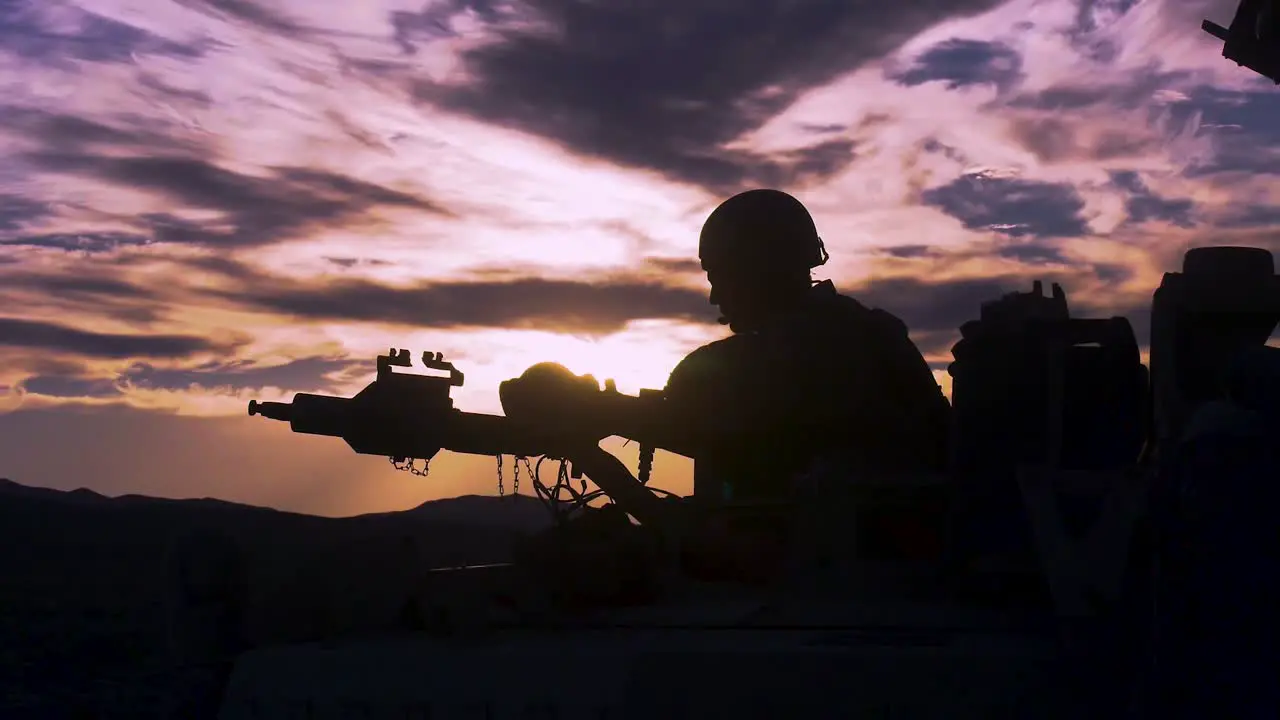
[774,281,950,469]
[665,282,948,499]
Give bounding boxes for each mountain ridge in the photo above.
[0,475,553,526]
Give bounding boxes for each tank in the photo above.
[179,245,1280,719]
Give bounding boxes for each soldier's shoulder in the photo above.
[816,283,910,337]
[674,334,755,368]
[666,334,757,390]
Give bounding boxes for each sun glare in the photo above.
[460,322,721,402]
[318,321,723,415]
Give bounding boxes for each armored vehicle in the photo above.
[163,244,1280,719]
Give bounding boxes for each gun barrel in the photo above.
[247,394,353,438]
[247,391,447,459]
[247,399,292,422]
[290,393,356,437]
[1203,19,1230,40]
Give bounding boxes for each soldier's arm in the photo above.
[591,391,715,459]
[579,342,744,458]
[595,344,862,458]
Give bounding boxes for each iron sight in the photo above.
[247,348,539,463]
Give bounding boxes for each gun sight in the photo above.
[242,350,470,461]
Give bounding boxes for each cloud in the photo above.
[1004,115,1167,164]
[10,353,368,411]
[21,152,452,248]
[1063,0,1140,63]
[119,356,364,394]
[390,1,506,55]
[1003,65,1194,113]
[19,375,121,398]
[0,194,53,232]
[172,0,314,36]
[920,172,1089,237]
[324,256,392,269]
[881,245,936,259]
[1181,88,1280,176]
[419,0,1008,190]
[857,274,1029,333]
[644,256,706,276]
[0,2,208,68]
[9,273,156,303]
[888,38,1023,91]
[0,271,167,324]
[1,231,152,253]
[1109,170,1196,227]
[215,275,719,334]
[3,107,188,152]
[996,242,1072,265]
[1220,204,1280,229]
[0,317,225,359]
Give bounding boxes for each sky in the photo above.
[0,0,1276,517]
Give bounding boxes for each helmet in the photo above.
[698,189,828,274]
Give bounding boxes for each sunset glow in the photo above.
[0,0,1275,516]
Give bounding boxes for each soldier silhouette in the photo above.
[501,189,950,514]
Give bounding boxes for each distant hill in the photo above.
[0,476,553,527]
[0,477,557,718]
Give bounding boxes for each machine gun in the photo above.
[247,349,672,527]
[1203,0,1279,83]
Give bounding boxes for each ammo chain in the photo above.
[494,454,524,498]
[402,448,653,498]
[388,456,430,477]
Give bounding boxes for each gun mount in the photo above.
[1203,0,1280,83]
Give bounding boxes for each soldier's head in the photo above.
[698,189,828,332]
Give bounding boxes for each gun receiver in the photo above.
[247,349,545,461]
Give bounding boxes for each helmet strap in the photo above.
[811,237,830,268]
